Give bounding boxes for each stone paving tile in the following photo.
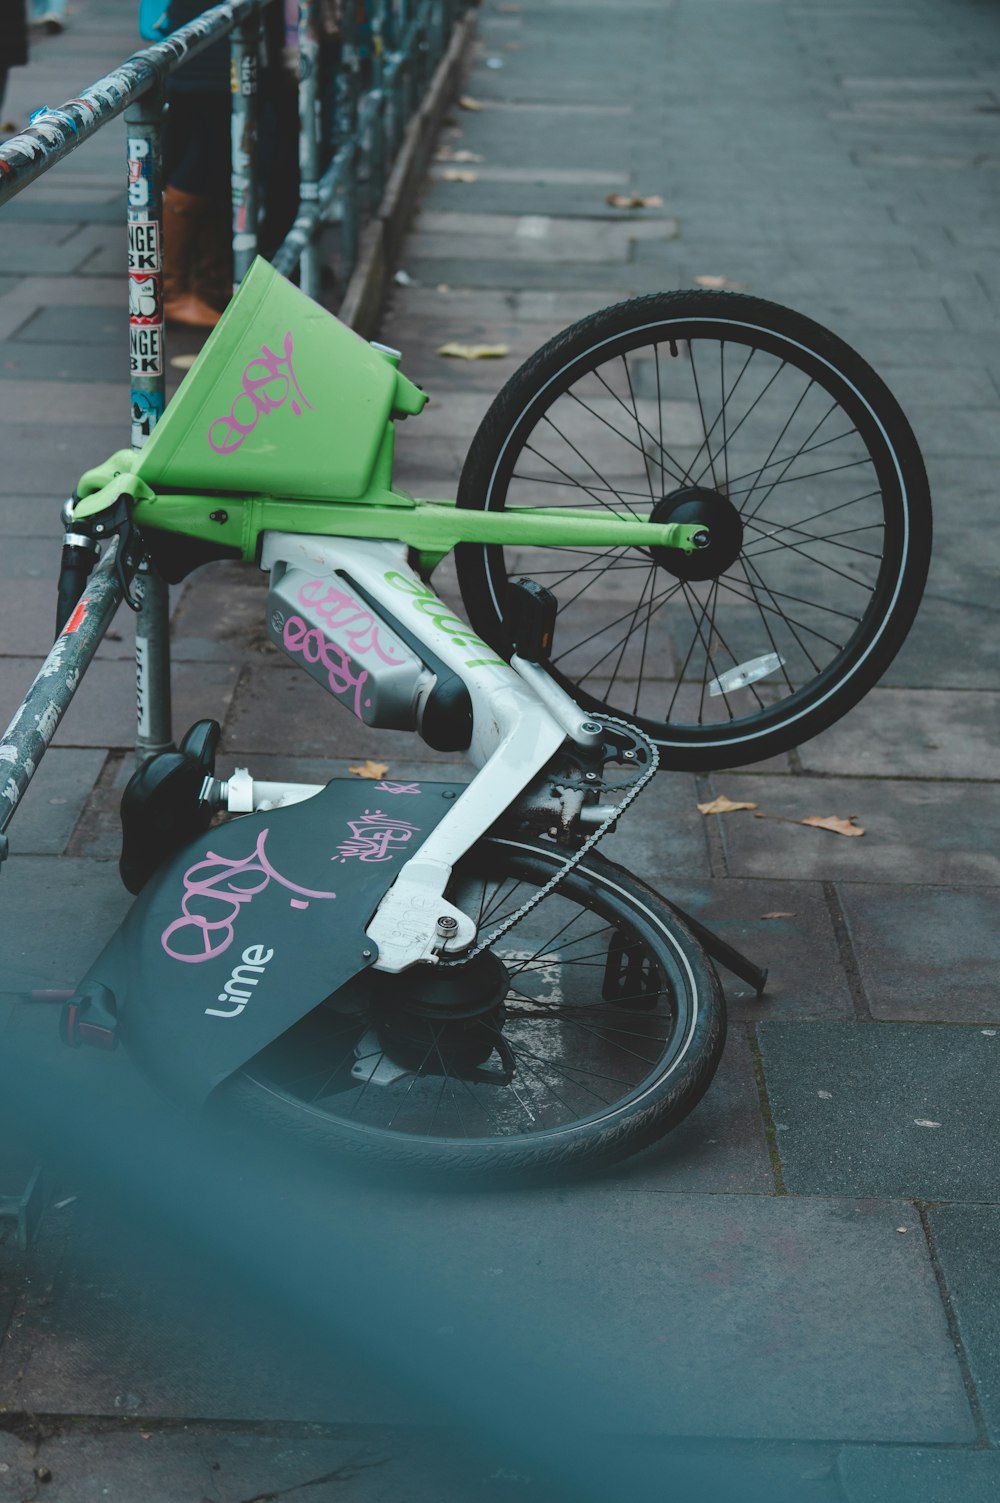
[838,883,1000,1024]
[167,558,271,663]
[711,774,1000,886]
[837,1445,1000,1503]
[0,1420,850,1503]
[926,1203,1000,1442]
[795,689,1000,781]
[614,1026,774,1194]
[222,658,466,764]
[386,285,651,323]
[630,879,854,1023]
[0,1199,416,1427]
[758,1020,1000,1200]
[868,363,997,409]
[0,657,239,752]
[0,1423,567,1503]
[906,405,1000,458]
[405,230,639,266]
[0,855,132,991]
[860,599,1000,692]
[906,528,996,614]
[3,579,144,662]
[0,535,181,661]
[0,378,127,426]
[3,747,107,856]
[0,1167,977,1442]
[0,339,124,382]
[393,388,495,443]
[0,425,127,507]
[406,254,659,293]
[296,1187,976,1443]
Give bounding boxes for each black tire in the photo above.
[455,292,931,771]
[213,838,725,1177]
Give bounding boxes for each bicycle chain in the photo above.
[441,715,660,965]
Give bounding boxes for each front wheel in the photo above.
[213,838,725,1177]
[455,291,932,771]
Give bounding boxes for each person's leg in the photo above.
[30,0,68,33]
[162,92,232,328]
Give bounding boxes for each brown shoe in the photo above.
[162,186,228,328]
[162,290,222,330]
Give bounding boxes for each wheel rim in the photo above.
[474,311,912,756]
[238,846,701,1149]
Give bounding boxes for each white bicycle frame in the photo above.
[212,533,609,974]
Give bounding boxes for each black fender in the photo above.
[70,779,467,1105]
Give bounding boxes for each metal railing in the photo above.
[0,0,468,778]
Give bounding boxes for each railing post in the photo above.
[398,0,416,128]
[231,4,261,284]
[366,0,388,211]
[125,82,173,763]
[297,0,321,298]
[336,0,361,279]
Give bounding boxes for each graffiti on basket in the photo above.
[333,811,420,864]
[207,331,313,455]
[161,827,337,964]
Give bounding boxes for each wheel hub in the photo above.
[650,487,744,581]
[367,949,511,1076]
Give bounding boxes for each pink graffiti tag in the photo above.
[161,827,337,964]
[372,781,421,796]
[207,330,313,455]
[335,811,420,864]
[296,578,407,665]
[282,614,371,718]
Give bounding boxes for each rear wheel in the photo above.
[215,838,725,1176]
[455,291,931,770]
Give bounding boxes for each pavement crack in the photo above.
[822,882,872,1022]
[233,1451,391,1503]
[748,1024,787,1195]
[916,1202,991,1446]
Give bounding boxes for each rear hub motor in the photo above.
[370,950,513,1081]
[651,486,744,582]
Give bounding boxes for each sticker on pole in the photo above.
[130,323,163,376]
[128,273,160,324]
[128,220,160,273]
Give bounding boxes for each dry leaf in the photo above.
[694,274,747,290]
[349,760,389,779]
[697,795,758,815]
[436,146,484,162]
[169,353,197,370]
[606,192,664,209]
[799,815,865,837]
[754,811,865,837]
[761,911,796,920]
[459,95,484,111]
[442,168,478,183]
[437,341,510,360]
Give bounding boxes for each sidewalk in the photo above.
[2,0,1000,1498]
